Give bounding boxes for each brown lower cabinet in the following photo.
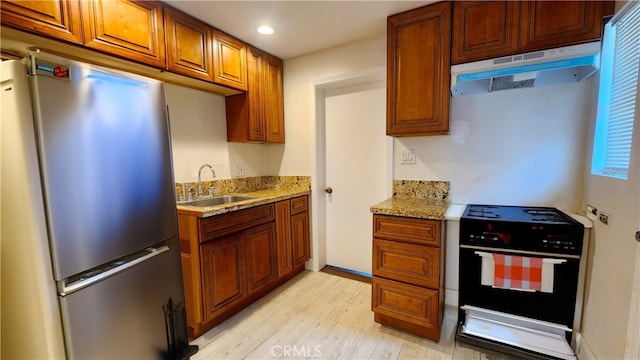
[201,232,246,323]
[371,214,445,341]
[179,195,310,339]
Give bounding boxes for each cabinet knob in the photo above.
[325,187,333,194]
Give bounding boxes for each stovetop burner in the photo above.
[466,207,500,219]
[523,209,568,223]
[463,204,575,225]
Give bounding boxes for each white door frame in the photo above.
[624,69,640,360]
[309,66,391,272]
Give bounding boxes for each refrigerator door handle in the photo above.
[58,245,170,297]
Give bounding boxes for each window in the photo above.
[591,2,639,180]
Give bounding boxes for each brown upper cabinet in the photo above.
[164,6,213,81]
[0,0,83,44]
[452,0,613,65]
[387,1,451,137]
[520,1,608,52]
[451,1,519,64]
[80,0,166,68]
[226,46,284,143]
[2,1,282,141]
[212,30,248,91]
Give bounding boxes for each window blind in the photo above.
[593,2,639,179]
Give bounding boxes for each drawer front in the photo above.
[371,277,440,331]
[373,239,440,289]
[373,215,440,247]
[290,195,308,215]
[200,204,275,242]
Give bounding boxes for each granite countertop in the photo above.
[177,188,311,218]
[370,197,449,220]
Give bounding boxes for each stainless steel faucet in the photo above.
[197,164,216,197]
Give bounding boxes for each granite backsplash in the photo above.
[175,176,311,201]
[392,180,450,201]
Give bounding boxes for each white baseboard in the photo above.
[576,334,597,360]
[445,288,458,307]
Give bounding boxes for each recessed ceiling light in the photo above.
[257,25,274,35]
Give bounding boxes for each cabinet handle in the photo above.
[325,187,333,194]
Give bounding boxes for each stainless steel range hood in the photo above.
[450,42,601,96]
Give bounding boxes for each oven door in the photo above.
[458,245,580,334]
[458,245,581,359]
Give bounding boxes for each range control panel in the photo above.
[461,221,584,256]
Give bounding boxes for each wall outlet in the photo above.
[234,164,246,177]
[599,212,609,225]
[401,149,416,165]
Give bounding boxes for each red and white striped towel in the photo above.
[493,254,543,291]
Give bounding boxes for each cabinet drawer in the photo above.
[290,196,308,214]
[373,239,440,289]
[199,204,275,242]
[372,277,440,333]
[373,215,440,247]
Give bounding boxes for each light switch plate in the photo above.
[401,149,416,164]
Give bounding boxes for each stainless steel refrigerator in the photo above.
[1,54,197,359]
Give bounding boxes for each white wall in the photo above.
[164,84,272,183]
[395,80,593,213]
[273,36,388,176]
[280,34,592,214]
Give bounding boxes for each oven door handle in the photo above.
[460,244,580,259]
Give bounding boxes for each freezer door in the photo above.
[58,240,189,359]
[30,58,178,280]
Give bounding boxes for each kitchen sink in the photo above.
[180,195,257,207]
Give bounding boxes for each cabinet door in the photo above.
[387,1,451,136]
[80,0,166,68]
[201,233,246,323]
[180,251,196,338]
[520,0,605,52]
[246,46,267,141]
[225,46,284,143]
[292,211,310,269]
[451,1,519,64]
[164,6,213,81]
[264,53,285,143]
[245,223,278,295]
[0,0,83,43]
[212,30,248,91]
[275,200,293,278]
[226,47,265,142]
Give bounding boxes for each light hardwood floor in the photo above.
[190,270,519,360]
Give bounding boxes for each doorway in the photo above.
[312,67,392,275]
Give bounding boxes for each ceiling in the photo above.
[163,1,434,60]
